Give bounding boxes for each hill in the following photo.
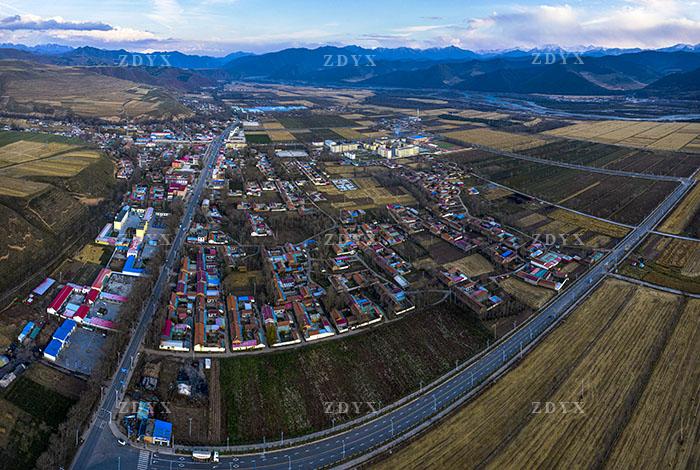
[89,66,216,92]
[0,60,192,121]
[640,67,700,99]
[225,47,700,94]
[52,46,250,69]
[0,131,119,295]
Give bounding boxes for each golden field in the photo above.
[499,277,555,309]
[377,279,698,469]
[442,128,546,152]
[659,179,700,235]
[444,253,494,277]
[545,120,700,152]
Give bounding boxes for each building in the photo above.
[144,419,173,446]
[324,140,359,154]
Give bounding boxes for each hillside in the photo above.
[0,60,192,121]
[0,131,119,295]
[225,47,700,95]
[641,67,700,99]
[89,66,216,92]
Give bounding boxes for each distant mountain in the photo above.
[456,65,613,95]
[223,46,700,95]
[51,46,252,69]
[656,43,700,53]
[89,66,217,92]
[640,67,700,99]
[0,43,74,55]
[0,47,52,62]
[4,42,700,97]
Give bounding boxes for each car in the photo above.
[117,439,127,446]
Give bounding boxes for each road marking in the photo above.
[137,450,150,470]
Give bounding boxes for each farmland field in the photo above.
[0,61,190,121]
[499,277,555,309]
[377,279,696,469]
[218,303,490,444]
[317,175,415,210]
[450,149,678,225]
[278,114,357,129]
[444,253,494,277]
[658,178,700,236]
[475,185,630,249]
[619,234,700,293]
[245,133,272,144]
[442,128,546,151]
[521,140,700,177]
[0,131,117,295]
[605,299,700,469]
[488,286,682,469]
[545,120,700,152]
[0,373,79,469]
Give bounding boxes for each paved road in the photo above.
[71,127,229,470]
[75,151,692,469]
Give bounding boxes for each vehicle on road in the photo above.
[192,450,219,462]
[117,439,126,446]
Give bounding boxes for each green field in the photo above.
[0,376,77,470]
[245,133,272,144]
[219,304,490,444]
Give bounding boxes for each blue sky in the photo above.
[1,0,699,55]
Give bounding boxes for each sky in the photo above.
[1,0,700,55]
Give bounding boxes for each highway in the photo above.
[71,127,229,470]
[73,141,692,469]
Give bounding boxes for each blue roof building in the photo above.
[43,338,63,361]
[53,319,77,343]
[151,420,172,446]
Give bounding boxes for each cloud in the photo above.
[0,14,112,31]
[148,0,185,30]
[449,1,700,50]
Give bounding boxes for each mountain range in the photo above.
[2,43,700,97]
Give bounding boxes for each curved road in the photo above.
[72,142,692,469]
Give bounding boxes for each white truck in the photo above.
[192,450,219,462]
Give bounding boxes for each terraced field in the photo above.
[0,131,117,294]
[377,279,697,469]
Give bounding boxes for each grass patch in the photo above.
[4,376,76,428]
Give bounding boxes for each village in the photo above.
[2,106,605,451]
